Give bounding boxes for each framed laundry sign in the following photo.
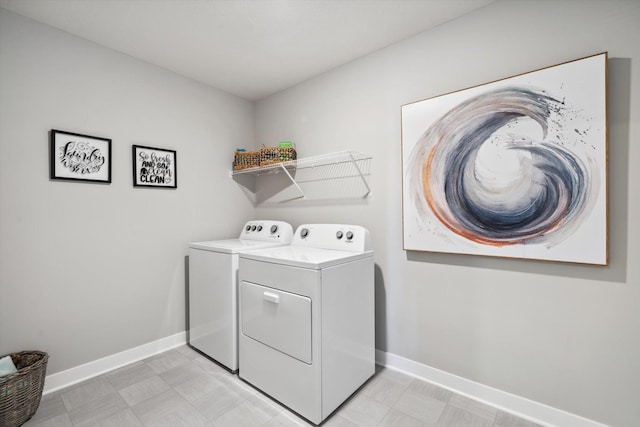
[132,145,177,188]
[401,52,608,265]
[50,129,112,183]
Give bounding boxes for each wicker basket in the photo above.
[232,150,261,170]
[0,351,49,427]
[260,145,297,166]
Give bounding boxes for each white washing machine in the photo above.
[188,220,293,372]
[238,224,375,425]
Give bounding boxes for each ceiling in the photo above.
[0,0,494,101]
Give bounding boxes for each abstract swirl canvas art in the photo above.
[401,53,607,265]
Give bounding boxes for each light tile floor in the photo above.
[24,345,543,427]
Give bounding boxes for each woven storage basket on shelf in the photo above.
[260,145,297,166]
[0,351,49,427]
[232,150,261,170]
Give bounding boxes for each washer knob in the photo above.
[336,231,343,239]
[300,228,309,238]
[251,225,257,231]
[246,225,251,231]
[257,225,263,232]
[346,231,354,240]
[270,225,278,234]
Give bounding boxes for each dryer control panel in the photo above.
[293,224,372,252]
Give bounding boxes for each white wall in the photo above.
[255,1,640,426]
[0,9,255,374]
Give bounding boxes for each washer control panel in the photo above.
[295,224,371,252]
[241,220,293,242]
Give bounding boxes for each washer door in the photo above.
[240,281,312,364]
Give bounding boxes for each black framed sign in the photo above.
[132,145,177,188]
[50,129,112,183]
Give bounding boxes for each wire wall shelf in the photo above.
[231,150,372,200]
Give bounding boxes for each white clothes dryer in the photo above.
[238,224,375,425]
[188,220,293,372]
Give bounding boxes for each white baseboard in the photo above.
[375,349,608,427]
[43,332,187,394]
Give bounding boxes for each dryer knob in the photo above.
[270,225,278,234]
[336,231,343,239]
[346,231,354,240]
[251,225,257,231]
[246,225,251,231]
[257,225,263,232]
[300,228,309,238]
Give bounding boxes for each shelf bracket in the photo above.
[279,163,305,199]
[348,152,372,197]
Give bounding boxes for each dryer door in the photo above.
[240,281,312,364]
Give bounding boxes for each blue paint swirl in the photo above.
[408,87,592,246]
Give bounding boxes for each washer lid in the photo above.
[240,245,373,269]
[189,239,288,254]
